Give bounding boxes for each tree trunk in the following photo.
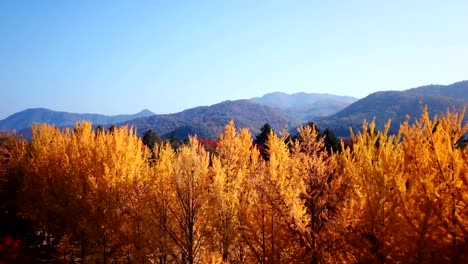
[81,229,86,264]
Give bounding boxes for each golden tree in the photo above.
[338,107,468,263]
[19,122,151,263]
[397,107,468,262]
[209,121,256,262]
[146,142,179,263]
[238,130,306,263]
[87,123,150,262]
[19,124,80,261]
[290,125,347,263]
[149,137,212,264]
[11,109,468,263]
[337,120,405,263]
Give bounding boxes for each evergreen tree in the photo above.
[95,125,104,134]
[169,133,182,150]
[254,123,273,160]
[322,128,342,153]
[142,129,160,149]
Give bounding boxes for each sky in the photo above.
[1,0,468,119]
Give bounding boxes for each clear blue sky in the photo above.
[1,0,467,119]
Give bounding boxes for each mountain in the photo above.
[406,80,468,99]
[122,100,298,139]
[0,108,155,131]
[250,92,358,122]
[5,81,468,140]
[318,81,468,137]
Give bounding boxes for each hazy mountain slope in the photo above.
[250,92,358,122]
[124,100,298,139]
[251,92,357,108]
[0,108,155,131]
[282,99,353,122]
[318,81,468,137]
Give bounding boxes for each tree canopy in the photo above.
[1,108,468,263]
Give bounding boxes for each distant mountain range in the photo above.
[0,92,353,139]
[317,80,468,136]
[251,92,357,122]
[0,108,155,131]
[123,100,296,139]
[1,82,468,140]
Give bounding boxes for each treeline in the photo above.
[1,107,468,263]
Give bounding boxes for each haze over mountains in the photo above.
[251,92,357,122]
[1,80,468,139]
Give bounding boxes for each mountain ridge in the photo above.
[0,108,155,131]
[317,80,468,137]
[122,99,298,139]
[3,82,468,140]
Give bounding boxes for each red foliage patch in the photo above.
[198,138,218,150]
[0,236,26,263]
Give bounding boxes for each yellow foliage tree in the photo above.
[19,122,150,263]
[398,107,468,262]
[146,142,179,263]
[291,125,346,263]
[238,130,305,263]
[210,121,255,262]
[338,107,468,263]
[10,108,468,263]
[337,120,405,263]
[150,137,212,264]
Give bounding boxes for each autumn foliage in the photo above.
[1,108,468,263]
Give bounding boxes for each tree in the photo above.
[239,130,307,263]
[254,123,272,146]
[7,109,468,263]
[146,143,178,263]
[336,107,468,262]
[169,132,183,150]
[149,137,212,264]
[397,107,468,262]
[87,123,150,262]
[337,120,404,262]
[95,125,104,133]
[291,125,346,263]
[142,129,161,150]
[322,128,341,153]
[209,121,255,262]
[107,124,117,133]
[18,122,151,263]
[19,123,78,262]
[0,133,32,255]
[254,123,273,161]
[291,123,341,153]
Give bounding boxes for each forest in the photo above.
[1,107,468,263]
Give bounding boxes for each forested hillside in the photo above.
[318,81,468,136]
[124,99,297,139]
[1,108,467,263]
